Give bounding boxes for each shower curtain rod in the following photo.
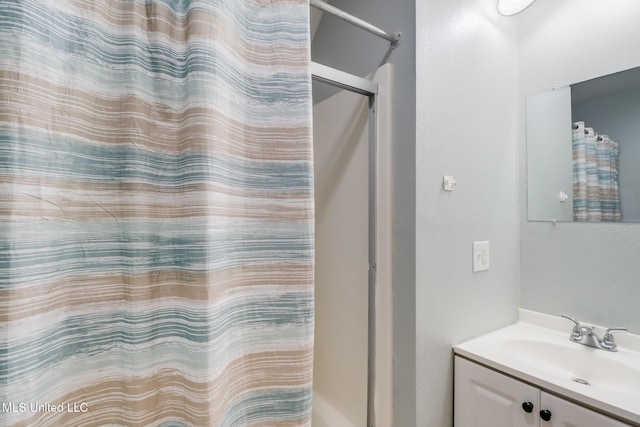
[310,0,402,49]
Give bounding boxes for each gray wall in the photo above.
[311,2,417,425]
[416,0,520,426]
[519,0,640,333]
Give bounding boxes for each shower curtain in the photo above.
[0,1,314,426]
[572,121,621,222]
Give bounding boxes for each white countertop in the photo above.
[454,309,640,425]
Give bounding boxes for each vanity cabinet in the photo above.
[540,391,632,427]
[454,356,633,427]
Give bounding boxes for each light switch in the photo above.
[472,241,490,272]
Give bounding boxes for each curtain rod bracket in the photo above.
[390,32,402,49]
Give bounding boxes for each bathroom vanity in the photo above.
[453,310,640,426]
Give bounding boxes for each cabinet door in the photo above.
[540,392,633,427]
[455,356,539,427]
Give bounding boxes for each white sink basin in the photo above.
[502,338,640,395]
[454,313,640,425]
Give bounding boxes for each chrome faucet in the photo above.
[561,314,627,352]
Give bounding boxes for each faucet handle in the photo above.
[603,327,627,349]
[561,314,583,340]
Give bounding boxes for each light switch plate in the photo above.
[472,241,490,272]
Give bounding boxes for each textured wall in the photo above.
[518,0,640,333]
[415,0,520,425]
[311,1,417,425]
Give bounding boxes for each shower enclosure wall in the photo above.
[311,63,393,427]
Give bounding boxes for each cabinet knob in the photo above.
[540,409,552,421]
[521,402,534,413]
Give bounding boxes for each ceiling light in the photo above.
[497,0,536,16]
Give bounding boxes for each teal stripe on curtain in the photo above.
[0,0,314,426]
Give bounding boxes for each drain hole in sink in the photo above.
[572,378,590,386]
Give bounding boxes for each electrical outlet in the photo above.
[472,241,490,272]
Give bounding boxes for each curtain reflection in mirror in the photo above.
[572,121,621,222]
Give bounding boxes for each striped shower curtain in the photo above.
[0,1,314,426]
[572,121,621,222]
